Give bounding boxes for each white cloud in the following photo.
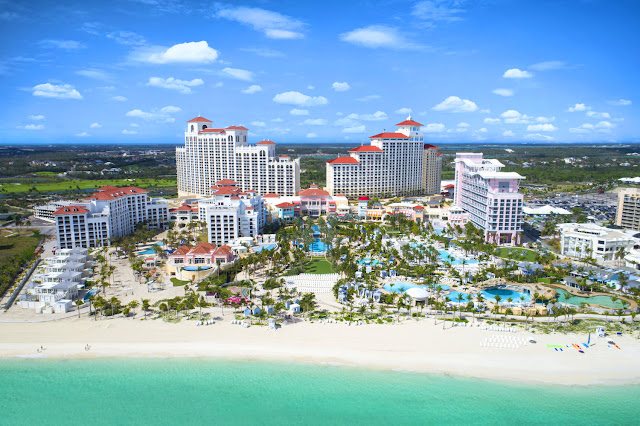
[132,41,218,64]
[251,121,266,127]
[217,7,305,39]
[340,25,423,50]
[479,109,491,114]
[221,67,253,81]
[76,69,112,81]
[307,85,315,90]
[529,61,567,71]
[122,129,138,135]
[423,123,445,132]
[492,88,513,97]
[503,68,533,79]
[484,118,501,125]
[568,127,590,134]
[112,95,127,102]
[500,110,532,124]
[332,82,351,92]
[342,125,366,133]
[527,123,557,132]
[595,121,615,129]
[586,111,611,119]
[306,133,318,138]
[242,85,262,94]
[76,132,90,137]
[525,133,554,141]
[273,91,328,107]
[271,118,284,122]
[608,98,632,106]
[125,105,181,122]
[241,47,285,58]
[395,107,412,115]
[357,94,381,102]
[89,122,102,129]
[535,116,555,123]
[411,1,466,23]
[568,103,590,112]
[503,130,515,137]
[570,121,613,134]
[478,128,488,133]
[106,31,146,46]
[303,118,328,125]
[32,83,82,100]
[130,123,139,127]
[147,77,204,94]
[39,39,84,50]
[18,124,44,130]
[457,122,470,128]
[29,115,45,121]
[346,111,387,121]
[290,108,309,116]
[432,96,478,113]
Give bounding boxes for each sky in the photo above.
[1,0,639,145]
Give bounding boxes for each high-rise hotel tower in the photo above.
[176,116,300,197]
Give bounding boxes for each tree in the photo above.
[128,300,139,316]
[142,299,150,318]
[75,299,84,318]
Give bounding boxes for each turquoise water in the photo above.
[447,290,472,303]
[139,249,156,255]
[0,358,638,424]
[253,243,277,252]
[438,249,478,265]
[484,288,531,303]
[358,258,380,265]
[182,265,212,271]
[556,288,628,309]
[383,282,450,293]
[309,238,328,252]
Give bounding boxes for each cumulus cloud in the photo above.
[290,108,309,115]
[423,123,446,132]
[535,116,555,123]
[132,41,218,64]
[568,103,590,112]
[303,118,328,125]
[432,96,478,113]
[112,95,127,102]
[586,111,611,119]
[340,25,423,50]
[29,115,45,121]
[18,124,44,130]
[221,67,253,81]
[395,107,412,115]
[147,77,204,94]
[503,130,515,137]
[217,7,305,39]
[525,133,554,141]
[526,123,557,132]
[251,121,266,127]
[272,118,284,122]
[125,105,181,122]
[411,1,466,23]
[32,83,82,100]
[39,39,84,50]
[457,122,470,128]
[242,85,262,94]
[342,125,366,133]
[106,31,146,46]
[76,132,90,137]
[357,94,381,102]
[90,122,102,128]
[306,133,318,138]
[122,129,138,135]
[500,110,531,124]
[332,81,351,92]
[503,68,533,79]
[484,118,501,125]
[346,111,387,121]
[76,69,112,81]
[528,61,567,71]
[477,128,488,133]
[608,98,632,106]
[492,88,513,97]
[273,91,328,107]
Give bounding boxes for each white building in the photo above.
[454,153,525,245]
[423,144,442,195]
[34,200,76,222]
[198,180,267,246]
[326,117,435,198]
[176,116,300,197]
[54,186,169,249]
[616,188,640,231]
[559,223,638,263]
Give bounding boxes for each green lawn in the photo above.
[0,230,41,297]
[0,178,176,194]
[171,278,190,286]
[304,259,335,274]
[498,247,538,262]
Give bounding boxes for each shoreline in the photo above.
[2,316,639,386]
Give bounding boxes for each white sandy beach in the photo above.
[1,314,639,386]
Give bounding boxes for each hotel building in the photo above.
[454,153,525,245]
[53,186,169,249]
[558,223,637,262]
[176,116,300,198]
[262,184,350,220]
[326,117,437,198]
[616,188,640,231]
[423,144,442,195]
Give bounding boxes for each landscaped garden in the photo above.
[304,259,335,274]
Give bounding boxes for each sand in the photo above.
[1,311,639,386]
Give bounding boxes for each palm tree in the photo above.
[493,295,502,320]
[75,299,84,318]
[128,300,139,316]
[456,293,465,319]
[142,299,150,318]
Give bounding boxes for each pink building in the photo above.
[454,153,525,245]
[170,242,235,267]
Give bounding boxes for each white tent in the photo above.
[523,205,571,215]
[404,287,430,301]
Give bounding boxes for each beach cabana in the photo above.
[290,303,300,314]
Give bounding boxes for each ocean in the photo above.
[0,358,638,425]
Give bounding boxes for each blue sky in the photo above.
[1,0,638,144]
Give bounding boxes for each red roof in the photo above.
[424,144,439,150]
[262,193,281,198]
[327,157,359,164]
[191,242,217,254]
[444,184,455,188]
[348,146,383,152]
[173,245,191,255]
[86,186,148,201]
[213,245,232,256]
[175,204,193,212]
[215,179,237,185]
[280,155,290,158]
[231,196,241,200]
[369,132,409,139]
[358,197,370,201]
[299,187,330,196]
[245,206,254,210]
[257,140,276,145]
[53,205,89,215]
[226,125,248,130]
[188,116,212,122]
[275,202,296,208]
[199,128,225,134]
[396,119,423,126]
[213,187,241,195]
[413,206,425,210]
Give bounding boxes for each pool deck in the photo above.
[547,283,637,310]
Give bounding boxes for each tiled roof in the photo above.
[215,179,237,185]
[173,245,191,255]
[257,140,276,145]
[226,125,248,130]
[262,193,281,198]
[298,187,330,196]
[188,116,212,122]
[348,146,383,152]
[53,205,89,215]
[424,144,439,149]
[86,186,148,201]
[413,206,425,210]
[213,245,232,255]
[275,202,296,208]
[175,204,193,212]
[212,187,241,195]
[199,128,225,134]
[190,243,217,254]
[396,119,423,126]
[327,157,359,164]
[369,132,409,139]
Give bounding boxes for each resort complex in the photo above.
[176,116,300,197]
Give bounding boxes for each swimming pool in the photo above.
[139,249,156,255]
[446,291,473,303]
[555,288,628,309]
[483,287,530,303]
[358,258,380,265]
[83,288,98,302]
[253,243,276,253]
[383,282,450,293]
[309,238,328,252]
[182,266,212,271]
[438,250,478,265]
